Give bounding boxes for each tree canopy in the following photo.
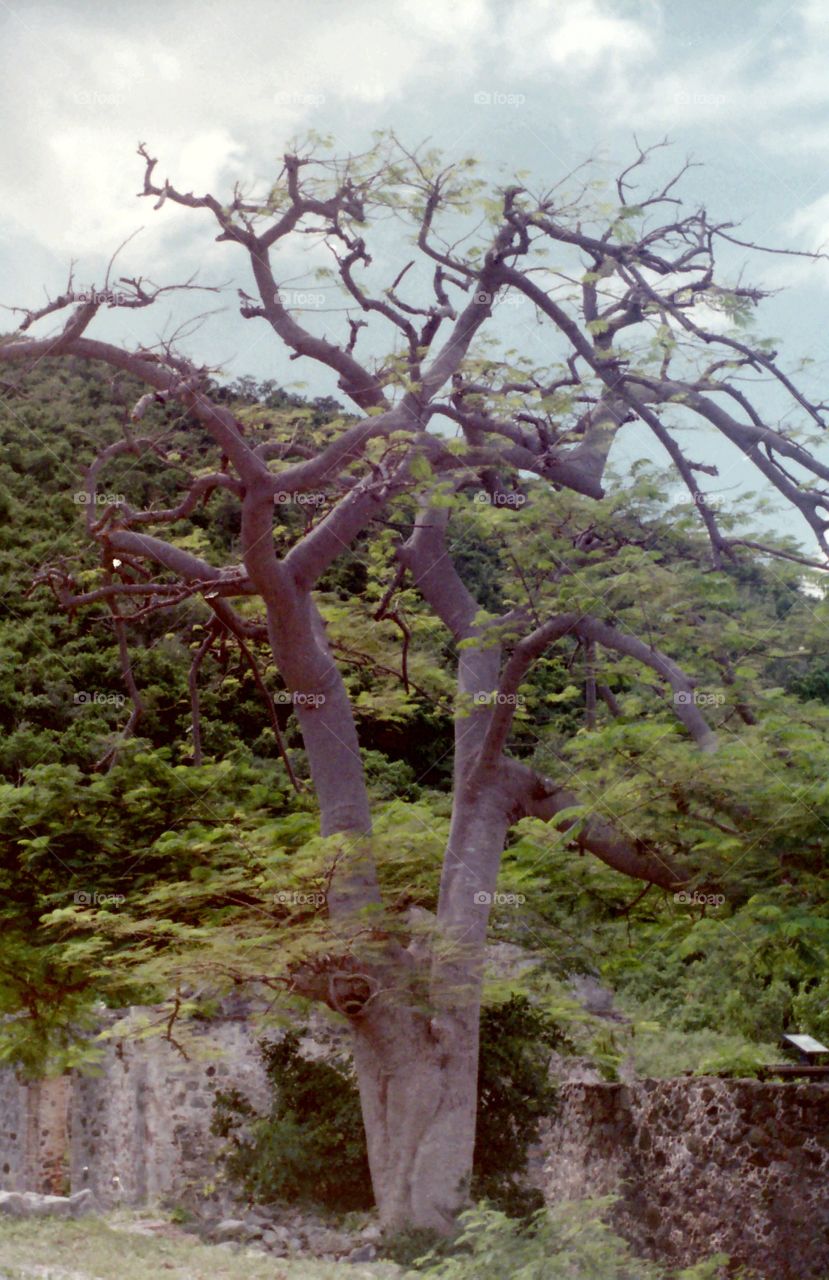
[1,136,828,1229]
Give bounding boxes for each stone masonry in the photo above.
[544,1077,829,1280]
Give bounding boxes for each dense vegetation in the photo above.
[0,359,827,1249]
[414,1200,732,1279]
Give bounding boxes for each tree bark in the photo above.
[352,1000,479,1231]
[351,785,510,1232]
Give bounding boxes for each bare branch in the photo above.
[477,611,717,771]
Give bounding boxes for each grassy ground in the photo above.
[0,1214,405,1280]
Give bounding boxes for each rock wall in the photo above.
[0,1074,69,1195]
[2,1015,828,1280]
[0,1010,270,1213]
[544,1078,829,1280]
[69,1011,271,1210]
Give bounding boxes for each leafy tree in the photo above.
[2,134,829,1232]
[211,1030,373,1213]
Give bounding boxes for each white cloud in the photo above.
[401,0,492,43]
[613,1,829,135]
[0,0,663,287]
[789,193,829,243]
[762,194,829,290]
[0,0,496,273]
[5,0,829,363]
[500,0,656,76]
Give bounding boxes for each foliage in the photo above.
[627,1027,776,1080]
[472,996,568,1215]
[0,359,827,1085]
[0,745,304,1072]
[413,1199,731,1279]
[694,1043,776,1080]
[791,975,829,1043]
[2,138,829,1271]
[600,887,829,1048]
[211,1030,373,1213]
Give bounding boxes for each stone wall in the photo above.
[2,1015,828,1279]
[68,1010,271,1210]
[0,1009,270,1213]
[0,1074,69,1195]
[544,1078,829,1280]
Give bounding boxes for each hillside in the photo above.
[0,358,826,1086]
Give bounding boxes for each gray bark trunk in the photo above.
[352,788,510,1232]
[352,1002,479,1231]
[243,493,511,1231]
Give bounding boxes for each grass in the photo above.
[0,1213,404,1280]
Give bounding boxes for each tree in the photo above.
[1,135,827,1231]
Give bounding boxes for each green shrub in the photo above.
[211,1030,373,1213]
[695,1042,776,1079]
[414,1199,731,1279]
[382,1226,449,1268]
[630,1026,777,1079]
[472,995,570,1216]
[791,977,829,1044]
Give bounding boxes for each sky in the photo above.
[2,0,829,543]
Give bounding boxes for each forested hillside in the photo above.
[1,356,827,1082]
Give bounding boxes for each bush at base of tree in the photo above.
[211,1030,373,1213]
[211,996,570,1218]
[472,995,570,1216]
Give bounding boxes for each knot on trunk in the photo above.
[328,971,378,1018]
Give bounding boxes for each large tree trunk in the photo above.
[352,1000,480,1231]
[352,788,510,1231]
[245,497,512,1231]
[255,570,484,1229]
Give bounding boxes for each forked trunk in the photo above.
[254,552,511,1231]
